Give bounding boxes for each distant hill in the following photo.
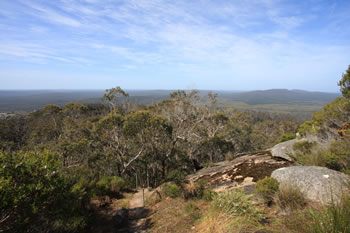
[0,89,341,118]
[220,89,340,105]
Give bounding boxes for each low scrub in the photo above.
[292,140,350,175]
[183,180,216,201]
[94,176,126,196]
[166,169,187,185]
[256,177,279,205]
[280,133,296,143]
[287,194,350,233]
[276,184,306,211]
[293,141,316,155]
[212,189,255,217]
[161,182,182,198]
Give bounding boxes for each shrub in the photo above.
[280,133,296,143]
[213,189,254,217]
[293,141,316,155]
[110,176,126,192]
[291,140,350,175]
[161,183,182,198]
[256,177,279,204]
[276,184,306,210]
[94,176,126,196]
[166,169,187,185]
[183,180,215,200]
[0,150,90,233]
[289,194,350,233]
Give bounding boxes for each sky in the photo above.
[0,0,349,91]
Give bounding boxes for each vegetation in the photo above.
[292,140,350,175]
[1,65,350,232]
[161,183,182,198]
[280,133,296,142]
[339,65,350,99]
[212,189,256,217]
[0,151,90,233]
[255,177,280,204]
[276,184,306,211]
[287,194,350,233]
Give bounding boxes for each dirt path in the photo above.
[92,189,153,233]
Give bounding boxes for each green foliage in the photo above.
[102,86,129,111]
[293,141,316,155]
[255,177,280,204]
[276,184,306,210]
[298,97,350,137]
[338,65,350,99]
[292,140,350,174]
[279,133,295,143]
[94,176,126,196]
[161,183,182,198]
[212,189,255,217]
[289,194,350,233]
[166,169,187,185]
[0,150,90,233]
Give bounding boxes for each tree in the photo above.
[339,65,350,99]
[102,86,129,112]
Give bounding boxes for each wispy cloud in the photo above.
[0,0,349,90]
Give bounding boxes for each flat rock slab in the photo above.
[269,138,308,161]
[272,166,350,204]
[187,151,292,192]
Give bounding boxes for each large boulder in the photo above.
[269,138,307,161]
[187,151,292,192]
[272,166,350,204]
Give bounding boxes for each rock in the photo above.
[272,166,350,204]
[269,138,307,161]
[113,208,129,227]
[187,151,292,192]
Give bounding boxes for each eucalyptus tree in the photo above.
[102,86,129,113]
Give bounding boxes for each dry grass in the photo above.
[149,198,210,233]
[275,184,306,211]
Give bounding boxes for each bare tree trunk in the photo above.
[147,168,150,188]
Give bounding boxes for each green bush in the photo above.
[166,169,187,185]
[290,194,350,233]
[280,133,296,143]
[94,176,126,196]
[276,184,306,210]
[256,177,280,204]
[161,183,182,198]
[293,141,316,155]
[213,189,254,217]
[291,140,350,175]
[110,176,126,192]
[0,150,90,233]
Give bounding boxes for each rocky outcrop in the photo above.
[187,151,292,192]
[269,138,307,161]
[272,166,350,204]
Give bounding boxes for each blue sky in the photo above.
[0,0,349,91]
